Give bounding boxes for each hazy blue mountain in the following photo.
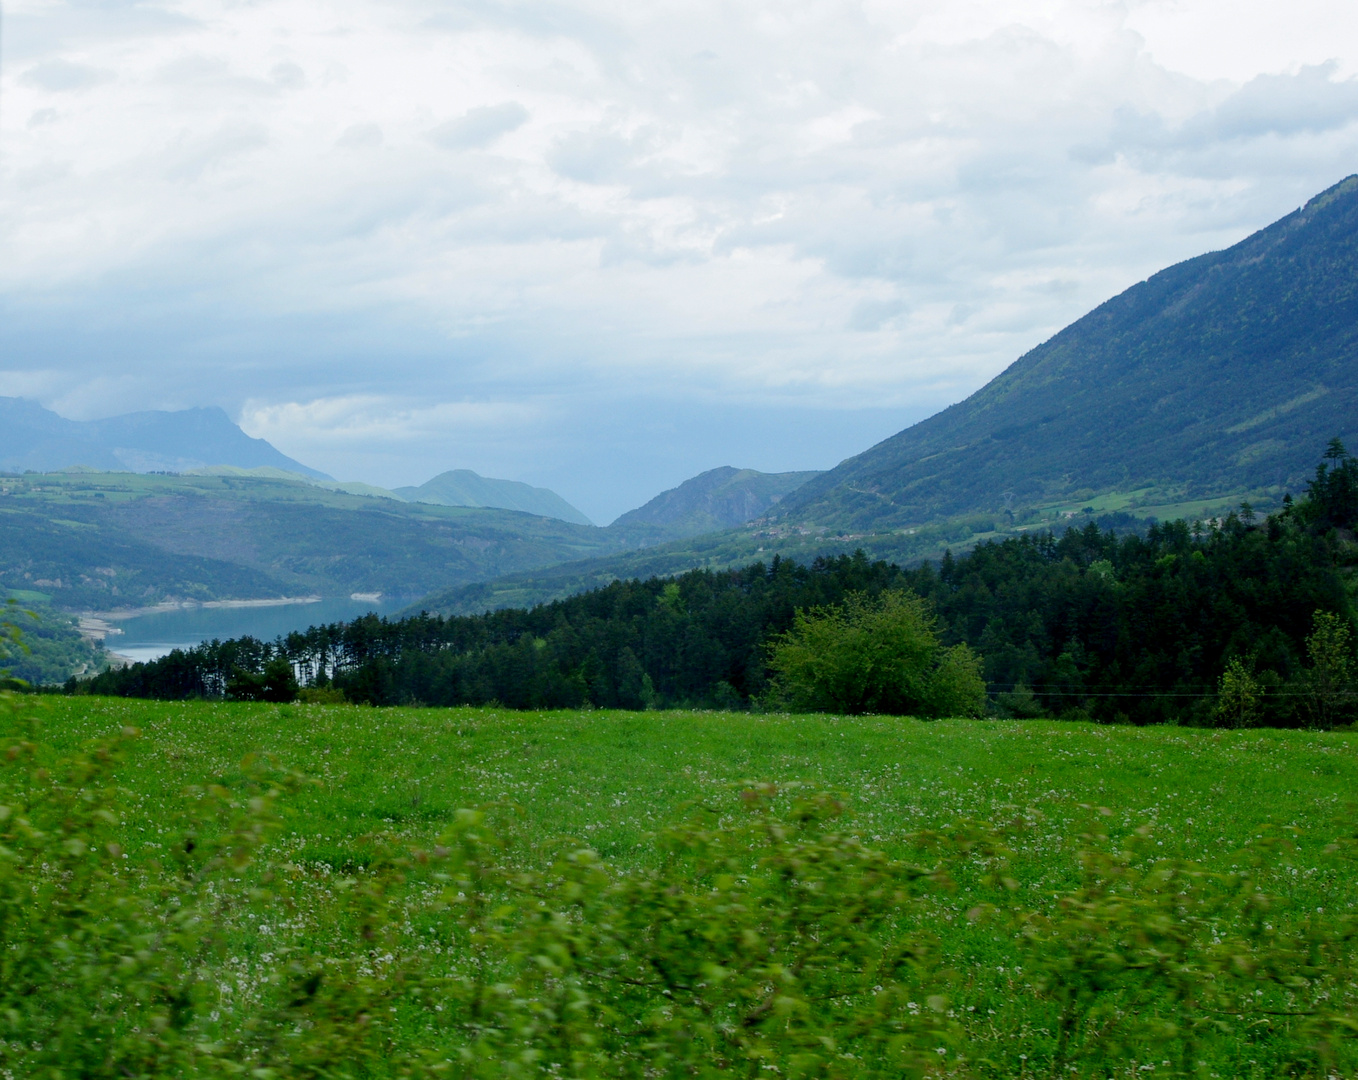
[778,174,1358,530]
[611,466,822,538]
[394,469,593,525]
[0,398,328,478]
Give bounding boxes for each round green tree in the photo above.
[766,589,986,717]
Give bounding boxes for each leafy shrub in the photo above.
[1303,609,1356,728]
[766,589,986,716]
[1214,656,1263,728]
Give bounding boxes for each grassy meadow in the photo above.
[8,697,1358,1078]
[34,696,1357,869]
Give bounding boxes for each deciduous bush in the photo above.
[766,590,986,717]
[1303,609,1356,728]
[1214,656,1263,728]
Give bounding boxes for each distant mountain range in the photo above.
[395,470,593,525]
[0,398,832,539]
[18,175,1358,624]
[778,175,1358,530]
[0,398,329,479]
[0,399,600,525]
[2,460,822,612]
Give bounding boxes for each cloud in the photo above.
[269,62,306,90]
[2,0,1358,517]
[242,396,546,444]
[21,58,112,92]
[429,103,529,149]
[162,124,270,183]
[1209,63,1358,140]
[336,123,384,149]
[1105,63,1358,163]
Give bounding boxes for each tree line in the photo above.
[71,442,1358,725]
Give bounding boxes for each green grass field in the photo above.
[35,697,1356,865]
[9,698,1358,1077]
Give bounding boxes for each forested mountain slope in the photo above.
[780,175,1358,530]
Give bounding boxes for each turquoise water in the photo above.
[107,597,409,662]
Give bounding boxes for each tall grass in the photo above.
[4,695,1357,1077]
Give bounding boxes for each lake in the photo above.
[106,597,410,663]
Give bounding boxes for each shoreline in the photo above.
[82,595,324,623]
[77,596,325,641]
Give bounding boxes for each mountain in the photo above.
[0,399,328,479]
[611,467,821,537]
[779,175,1358,530]
[0,471,636,611]
[394,469,592,525]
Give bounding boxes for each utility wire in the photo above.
[986,684,1324,699]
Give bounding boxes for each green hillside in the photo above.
[412,487,1258,617]
[780,175,1358,530]
[407,516,1021,616]
[0,471,634,610]
[1,593,106,684]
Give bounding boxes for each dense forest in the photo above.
[71,444,1358,726]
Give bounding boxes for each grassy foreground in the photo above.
[32,697,1358,869]
[7,698,1358,1078]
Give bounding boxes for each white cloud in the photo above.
[1,0,1357,516]
[21,57,113,91]
[242,395,546,444]
[430,102,530,148]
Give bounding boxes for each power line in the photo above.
[986,684,1322,699]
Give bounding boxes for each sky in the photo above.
[2,0,1357,524]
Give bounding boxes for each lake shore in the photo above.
[78,596,324,640]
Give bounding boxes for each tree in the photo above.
[1303,610,1355,729]
[1213,657,1262,728]
[766,590,986,717]
[225,656,299,703]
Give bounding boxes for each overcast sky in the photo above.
[2,0,1357,522]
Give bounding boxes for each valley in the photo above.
[7,177,1358,680]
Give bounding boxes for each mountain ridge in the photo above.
[778,174,1358,529]
[0,399,329,479]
